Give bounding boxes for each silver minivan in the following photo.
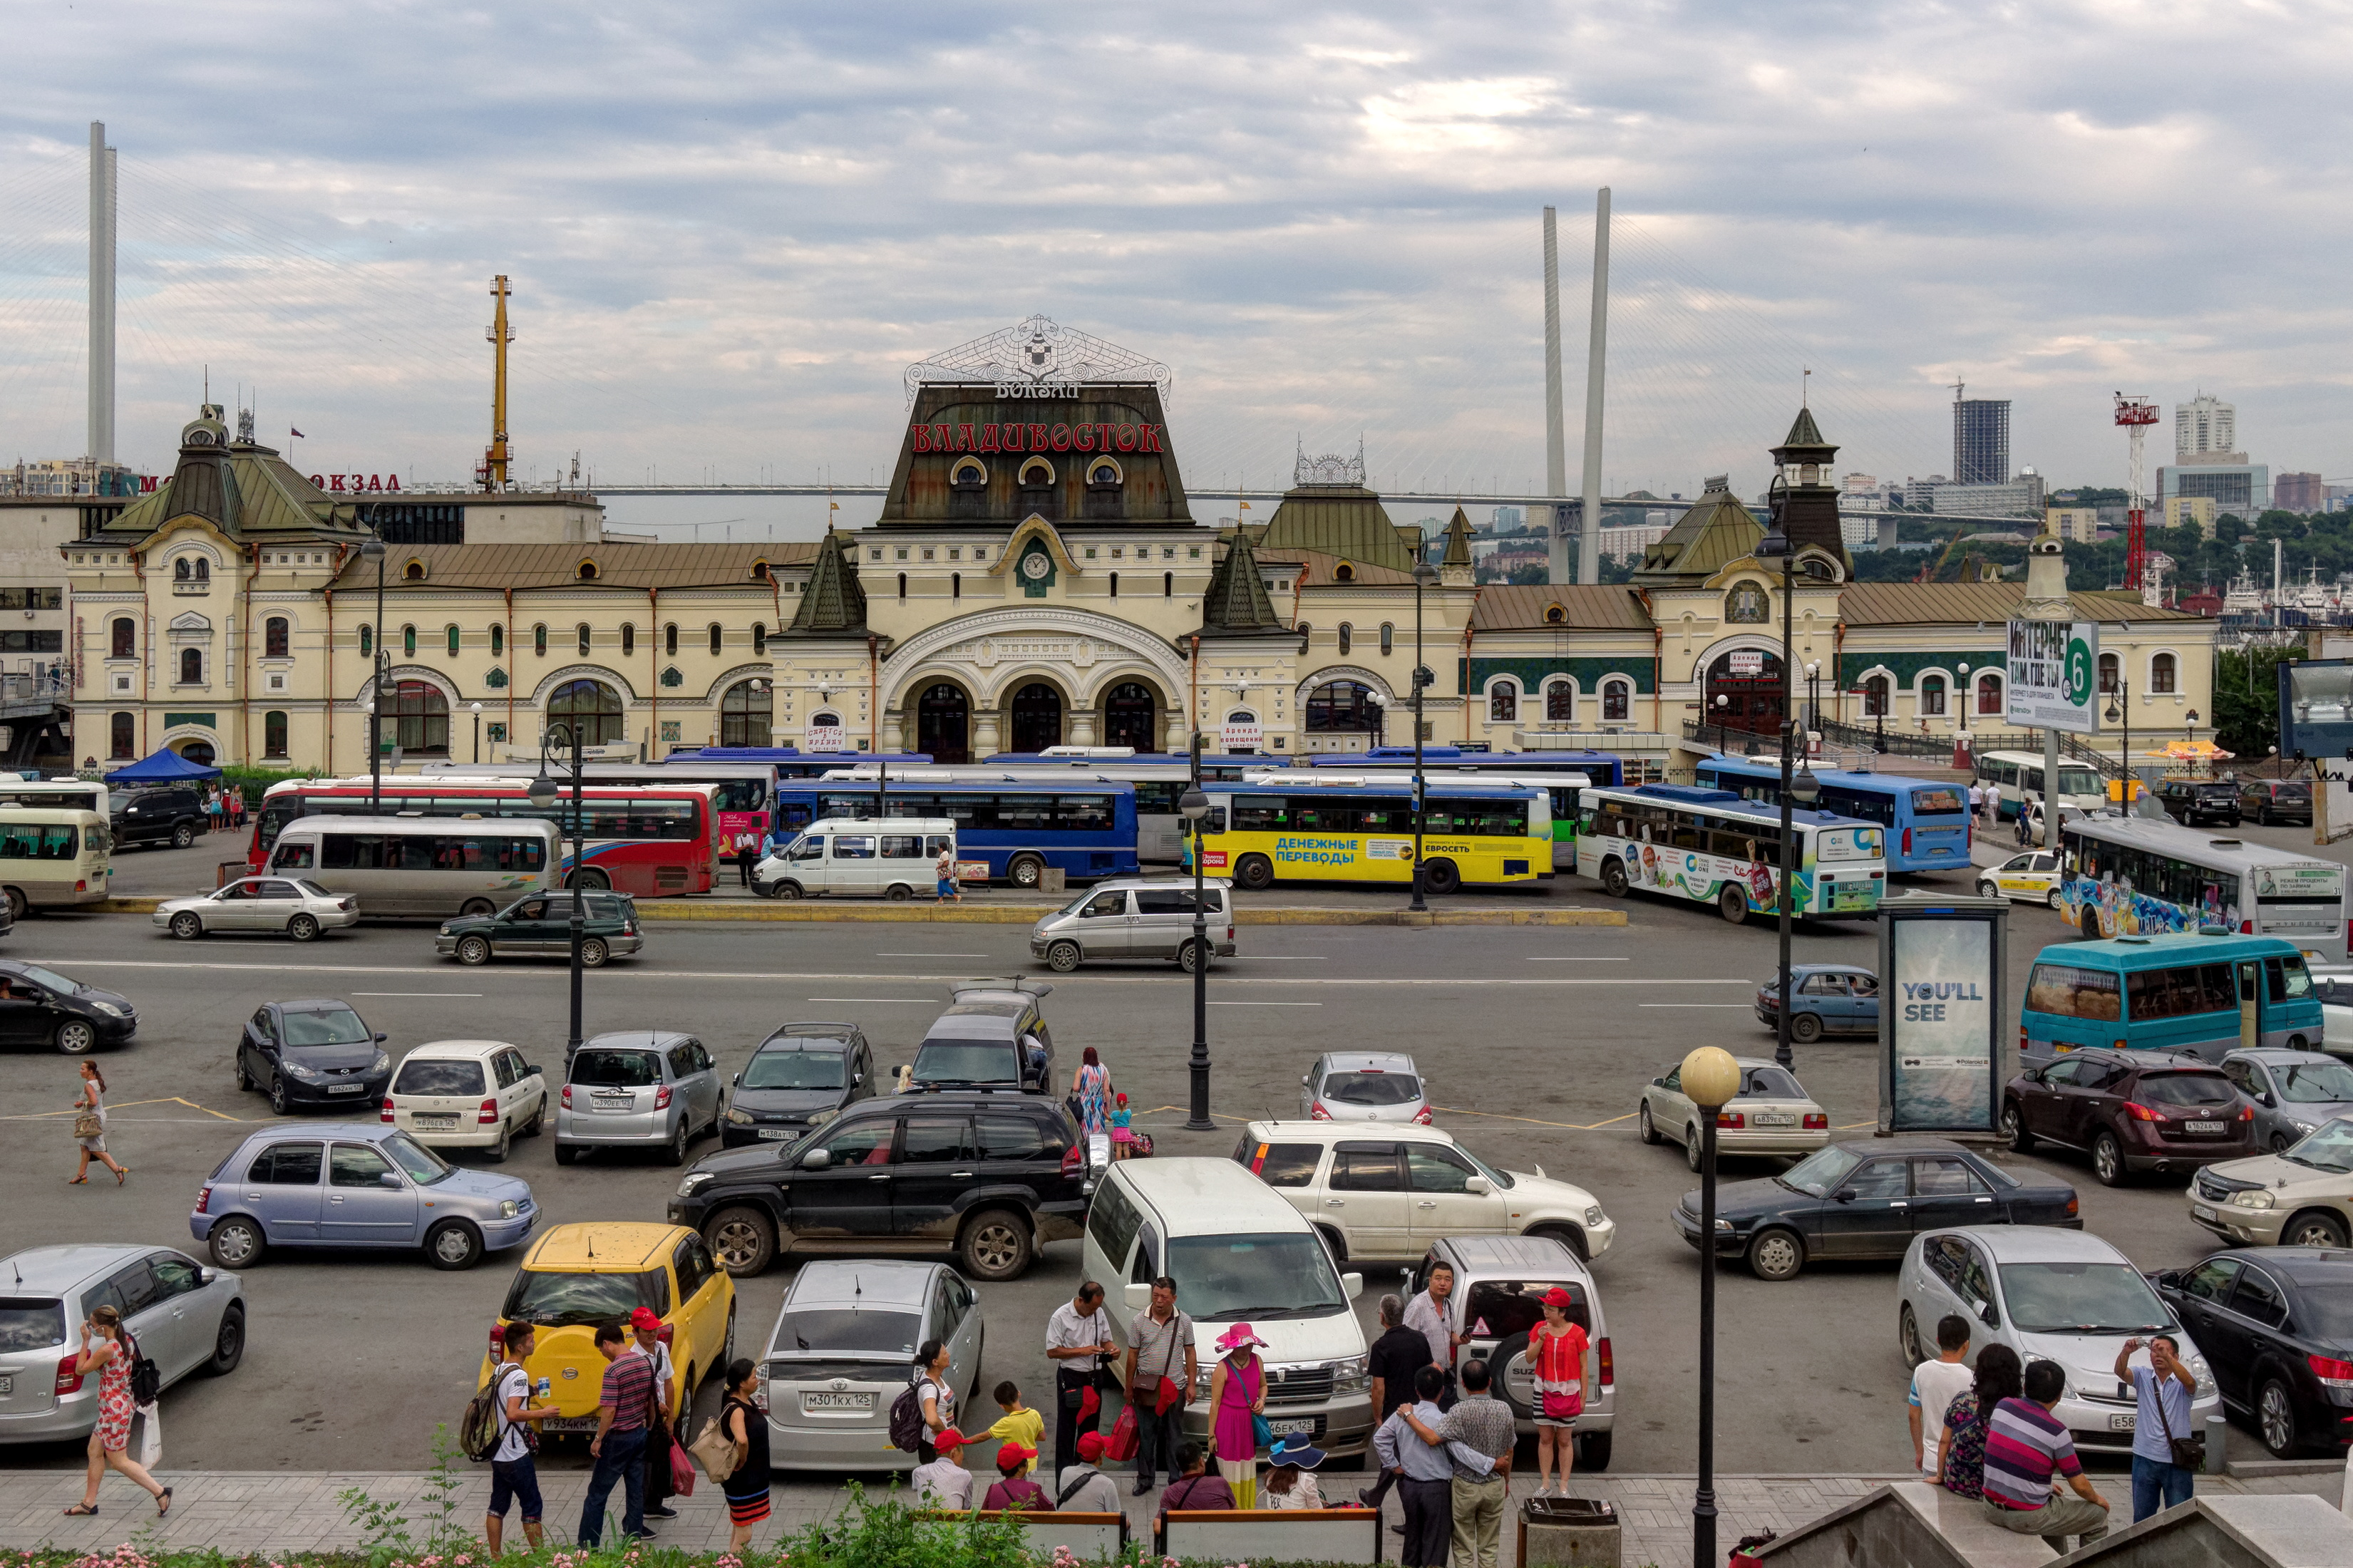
[1031,877,1237,972]
[555,1031,724,1167]
[754,819,957,901]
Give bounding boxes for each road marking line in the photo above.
[352,992,483,997]
[1431,1105,1637,1130]
[28,959,1754,987]
[9,1095,249,1125]
[873,953,987,958]
[1208,1001,1321,1006]
[1524,957,1629,961]
[805,997,942,1003]
[1639,1004,1751,1008]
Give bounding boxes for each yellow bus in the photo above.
[1196,778,1550,894]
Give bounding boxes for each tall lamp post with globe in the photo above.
[528,723,590,1062]
[1180,776,1212,1130]
[1681,1045,1743,1568]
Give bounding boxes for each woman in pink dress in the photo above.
[64,1304,169,1517]
[1207,1324,1267,1508]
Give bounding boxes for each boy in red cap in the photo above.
[982,1442,1051,1512]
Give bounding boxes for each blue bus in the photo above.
[773,778,1137,888]
[2019,933,2324,1065]
[1305,746,1625,785]
[666,746,934,778]
[1692,758,1971,875]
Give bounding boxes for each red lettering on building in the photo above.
[977,423,1001,453]
[1000,423,1024,453]
[1073,423,1095,453]
[1096,423,1116,453]
[1029,424,1049,450]
[1141,425,1164,453]
[932,423,953,451]
[1115,424,1138,452]
[957,423,975,452]
[1049,424,1072,452]
[140,475,159,492]
[912,425,932,453]
[328,475,346,492]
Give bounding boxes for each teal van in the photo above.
[2021,934,2323,1066]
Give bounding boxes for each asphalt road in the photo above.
[4,845,2269,1482]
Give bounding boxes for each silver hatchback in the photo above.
[0,1244,246,1444]
[1302,1051,1431,1124]
[1031,877,1236,972]
[763,1259,984,1472]
[555,1032,724,1167]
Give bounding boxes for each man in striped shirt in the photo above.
[1979,1359,2111,1552]
[577,1324,657,1547]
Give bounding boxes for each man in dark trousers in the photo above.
[1359,1293,1438,1510]
[1123,1276,1196,1495]
[1045,1281,1116,1465]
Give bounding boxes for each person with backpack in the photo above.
[63,1304,168,1518]
[481,1321,559,1557]
[910,1339,957,1461]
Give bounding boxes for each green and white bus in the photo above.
[1577,783,1887,924]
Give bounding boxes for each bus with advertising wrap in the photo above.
[1576,783,1887,923]
[2056,813,2349,963]
[1284,770,1590,871]
[249,776,721,897]
[1692,758,1972,875]
[1194,777,1550,894]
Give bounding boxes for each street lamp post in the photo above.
[1180,752,1212,1132]
[530,720,590,1063]
[2185,708,2202,777]
[1411,561,1438,912]
[2106,680,2131,808]
[1957,663,1972,741]
[360,534,387,814]
[1681,1044,1742,1568]
[470,702,483,764]
[1758,522,1822,1071]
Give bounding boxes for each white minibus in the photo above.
[265,815,559,917]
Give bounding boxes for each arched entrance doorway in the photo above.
[1704,651,1785,736]
[1009,682,1064,753]
[175,738,217,767]
[917,682,970,764]
[1103,682,1156,750]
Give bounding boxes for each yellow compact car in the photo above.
[475,1222,735,1433]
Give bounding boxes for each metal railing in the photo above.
[1813,716,1962,762]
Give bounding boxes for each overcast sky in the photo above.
[4,1,2348,530]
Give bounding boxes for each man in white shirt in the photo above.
[1054,1430,1123,1515]
[1046,1281,1118,1465]
[485,1321,560,1557]
[1910,1314,1974,1481]
[1401,1263,1461,1404]
[629,1308,679,1520]
[912,1429,974,1509]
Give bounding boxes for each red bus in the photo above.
[249,776,721,897]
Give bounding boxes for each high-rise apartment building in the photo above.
[1952,398,2011,485]
[2275,472,2324,512]
[2176,393,2238,460]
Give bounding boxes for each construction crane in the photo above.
[2114,393,2158,602]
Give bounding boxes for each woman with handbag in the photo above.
[1525,1286,1587,1495]
[715,1358,769,1550]
[63,1305,168,1517]
[1207,1323,1267,1508]
[70,1062,127,1185]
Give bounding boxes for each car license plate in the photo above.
[1751,1113,1796,1127]
[594,1097,632,1111]
[1267,1418,1315,1438]
[2187,1121,2224,1134]
[543,1415,600,1433]
[411,1113,458,1129]
[802,1391,875,1411]
[2193,1205,2219,1222]
[2109,1413,2136,1432]
[328,1083,364,1094]
[0,1374,11,1396]
[757,1128,793,1140]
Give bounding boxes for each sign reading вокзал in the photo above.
[2004,619,2100,734]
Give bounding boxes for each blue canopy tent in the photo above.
[103,748,222,785]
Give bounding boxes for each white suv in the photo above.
[1234,1120,1615,1264]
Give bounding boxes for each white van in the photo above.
[266,815,558,917]
[1083,1157,1373,1461]
[753,818,957,901]
[1973,751,2106,821]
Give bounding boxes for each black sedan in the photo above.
[721,1022,875,1147]
[0,959,136,1054]
[2154,1248,2353,1458]
[232,999,392,1115]
[1672,1137,2081,1281]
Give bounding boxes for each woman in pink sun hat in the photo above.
[1208,1323,1268,1507]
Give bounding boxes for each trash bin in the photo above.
[1518,1496,1619,1568]
[1040,867,1067,894]
[217,860,247,888]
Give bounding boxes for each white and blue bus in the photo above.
[774,777,1138,889]
[2058,814,2349,964]
[1577,783,1888,923]
[1692,758,1972,875]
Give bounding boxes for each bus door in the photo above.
[2239,961,2262,1053]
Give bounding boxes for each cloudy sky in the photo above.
[4,1,2348,530]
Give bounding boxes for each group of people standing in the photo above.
[202,784,246,832]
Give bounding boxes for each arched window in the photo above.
[576,559,599,581]
[1489,681,1518,722]
[446,624,460,656]
[1976,672,2002,715]
[897,572,907,600]
[1545,604,1566,626]
[359,624,373,657]
[264,617,289,658]
[620,624,635,657]
[110,617,135,658]
[1380,623,1394,656]
[1109,572,1119,599]
[1603,680,1631,722]
[1337,623,1352,656]
[390,681,449,754]
[708,624,722,656]
[532,624,548,657]
[1163,572,1173,598]
[1334,562,1356,582]
[173,558,190,582]
[1547,680,1576,722]
[402,624,417,656]
[180,648,203,684]
[547,679,624,746]
[1863,674,1890,716]
[2151,651,2178,693]
[750,560,771,581]
[752,624,767,656]
[576,623,591,656]
[720,680,773,748]
[264,711,289,759]
[193,558,209,582]
[490,624,504,656]
[952,572,962,600]
[664,624,678,656]
[1920,674,1947,716]
[1306,680,1379,733]
[109,712,135,759]
[403,561,426,582]
[2098,651,2119,694]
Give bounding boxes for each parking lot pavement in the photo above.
[0,878,2260,1479]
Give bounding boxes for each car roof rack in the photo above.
[952,977,1053,999]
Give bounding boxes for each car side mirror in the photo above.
[374,1033,388,1043]
[1302,1075,1311,1085]
[1979,1303,1999,1329]
[1124,1282,1151,1311]
[731,1072,741,1087]
[1465,1175,1493,1196]
[1652,1076,1665,1087]
[852,1071,863,1085]
[379,1172,401,1190]
[800,1147,833,1170]
[526,1065,542,1079]
[199,1267,217,1286]
[1832,1187,1856,1203]
[1342,1272,1364,1301]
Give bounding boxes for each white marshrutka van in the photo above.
[1083,1157,1374,1462]
[753,818,957,900]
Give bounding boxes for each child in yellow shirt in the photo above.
[986,1381,1044,1475]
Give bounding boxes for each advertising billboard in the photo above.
[1877,894,2008,1134]
[2004,618,2099,734]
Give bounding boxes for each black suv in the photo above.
[901,980,1056,1093]
[669,1089,1086,1281]
[111,786,204,850]
[2158,780,2242,827]
[2239,779,2314,827]
[722,1022,877,1147]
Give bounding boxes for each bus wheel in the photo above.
[1008,855,1046,889]
[1,887,26,921]
[2079,909,2100,940]
[566,868,612,891]
[1719,885,1749,924]
[1235,854,1274,892]
[460,898,496,917]
[773,881,803,900]
[1423,858,1461,896]
[885,883,912,901]
[1599,857,1629,897]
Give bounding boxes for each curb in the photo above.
[81,897,1626,928]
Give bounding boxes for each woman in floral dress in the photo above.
[65,1305,169,1517]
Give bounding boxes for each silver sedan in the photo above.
[1639,1056,1831,1169]
[0,1244,245,1444]
[154,877,359,942]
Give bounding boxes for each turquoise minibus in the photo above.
[2020,934,2324,1066]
